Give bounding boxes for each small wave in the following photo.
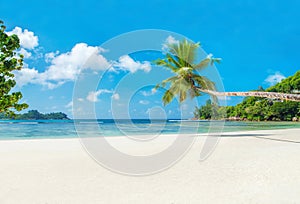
[16,122,39,125]
[79,121,103,124]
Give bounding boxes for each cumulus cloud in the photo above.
[7,27,38,50]
[45,51,59,63]
[264,72,286,86]
[13,67,40,87]
[86,89,112,102]
[13,38,151,89]
[14,43,112,89]
[19,48,32,58]
[43,43,110,82]
[115,55,151,73]
[6,26,39,60]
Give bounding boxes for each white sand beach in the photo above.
[0,128,300,203]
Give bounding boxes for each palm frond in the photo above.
[162,90,175,106]
[193,58,210,71]
[189,88,201,99]
[192,74,216,91]
[155,38,218,105]
[166,39,199,66]
[155,76,179,89]
[153,58,178,72]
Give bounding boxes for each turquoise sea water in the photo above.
[0,119,299,140]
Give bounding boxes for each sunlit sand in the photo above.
[0,128,299,203]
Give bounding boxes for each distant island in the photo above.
[194,71,300,122]
[0,110,70,120]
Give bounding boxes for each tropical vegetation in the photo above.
[194,71,300,121]
[154,39,300,105]
[0,110,70,120]
[0,20,28,116]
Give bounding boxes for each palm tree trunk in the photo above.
[196,88,300,102]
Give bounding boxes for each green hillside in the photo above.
[0,110,70,120]
[194,71,300,121]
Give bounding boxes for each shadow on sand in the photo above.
[193,133,300,144]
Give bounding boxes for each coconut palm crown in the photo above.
[154,39,300,105]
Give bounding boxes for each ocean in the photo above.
[0,119,300,140]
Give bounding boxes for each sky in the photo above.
[1,0,299,119]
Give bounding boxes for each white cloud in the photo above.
[65,101,73,108]
[139,100,150,105]
[45,51,59,63]
[141,88,157,96]
[151,88,157,94]
[43,43,110,82]
[112,93,120,100]
[13,40,151,89]
[115,55,151,73]
[165,35,179,45]
[13,67,39,87]
[86,89,112,102]
[162,35,179,51]
[77,98,84,102]
[264,72,286,86]
[14,43,111,89]
[19,48,32,58]
[7,27,38,50]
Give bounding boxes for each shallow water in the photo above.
[0,119,299,140]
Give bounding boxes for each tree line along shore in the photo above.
[194,71,300,122]
[0,110,70,120]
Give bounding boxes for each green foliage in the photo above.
[154,38,220,105]
[0,20,28,115]
[267,71,300,93]
[0,110,70,120]
[194,99,226,120]
[194,71,300,121]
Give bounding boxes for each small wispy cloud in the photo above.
[264,72,286,86]
[86,89,112,102]
[112,93,120,100]
[139,100,150,105]
[165,35,179,45]
[162,35,179,51]
[65,101,73,108]
[140,88,156,96]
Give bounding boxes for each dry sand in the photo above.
[0,128,299,203]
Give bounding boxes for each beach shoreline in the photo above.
[0,128,299,203]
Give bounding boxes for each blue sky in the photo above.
[1,0,299,119]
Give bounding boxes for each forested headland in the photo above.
[0,110,70,120]
[194,71,300,121]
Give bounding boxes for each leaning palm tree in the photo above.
[154,39,300,105]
